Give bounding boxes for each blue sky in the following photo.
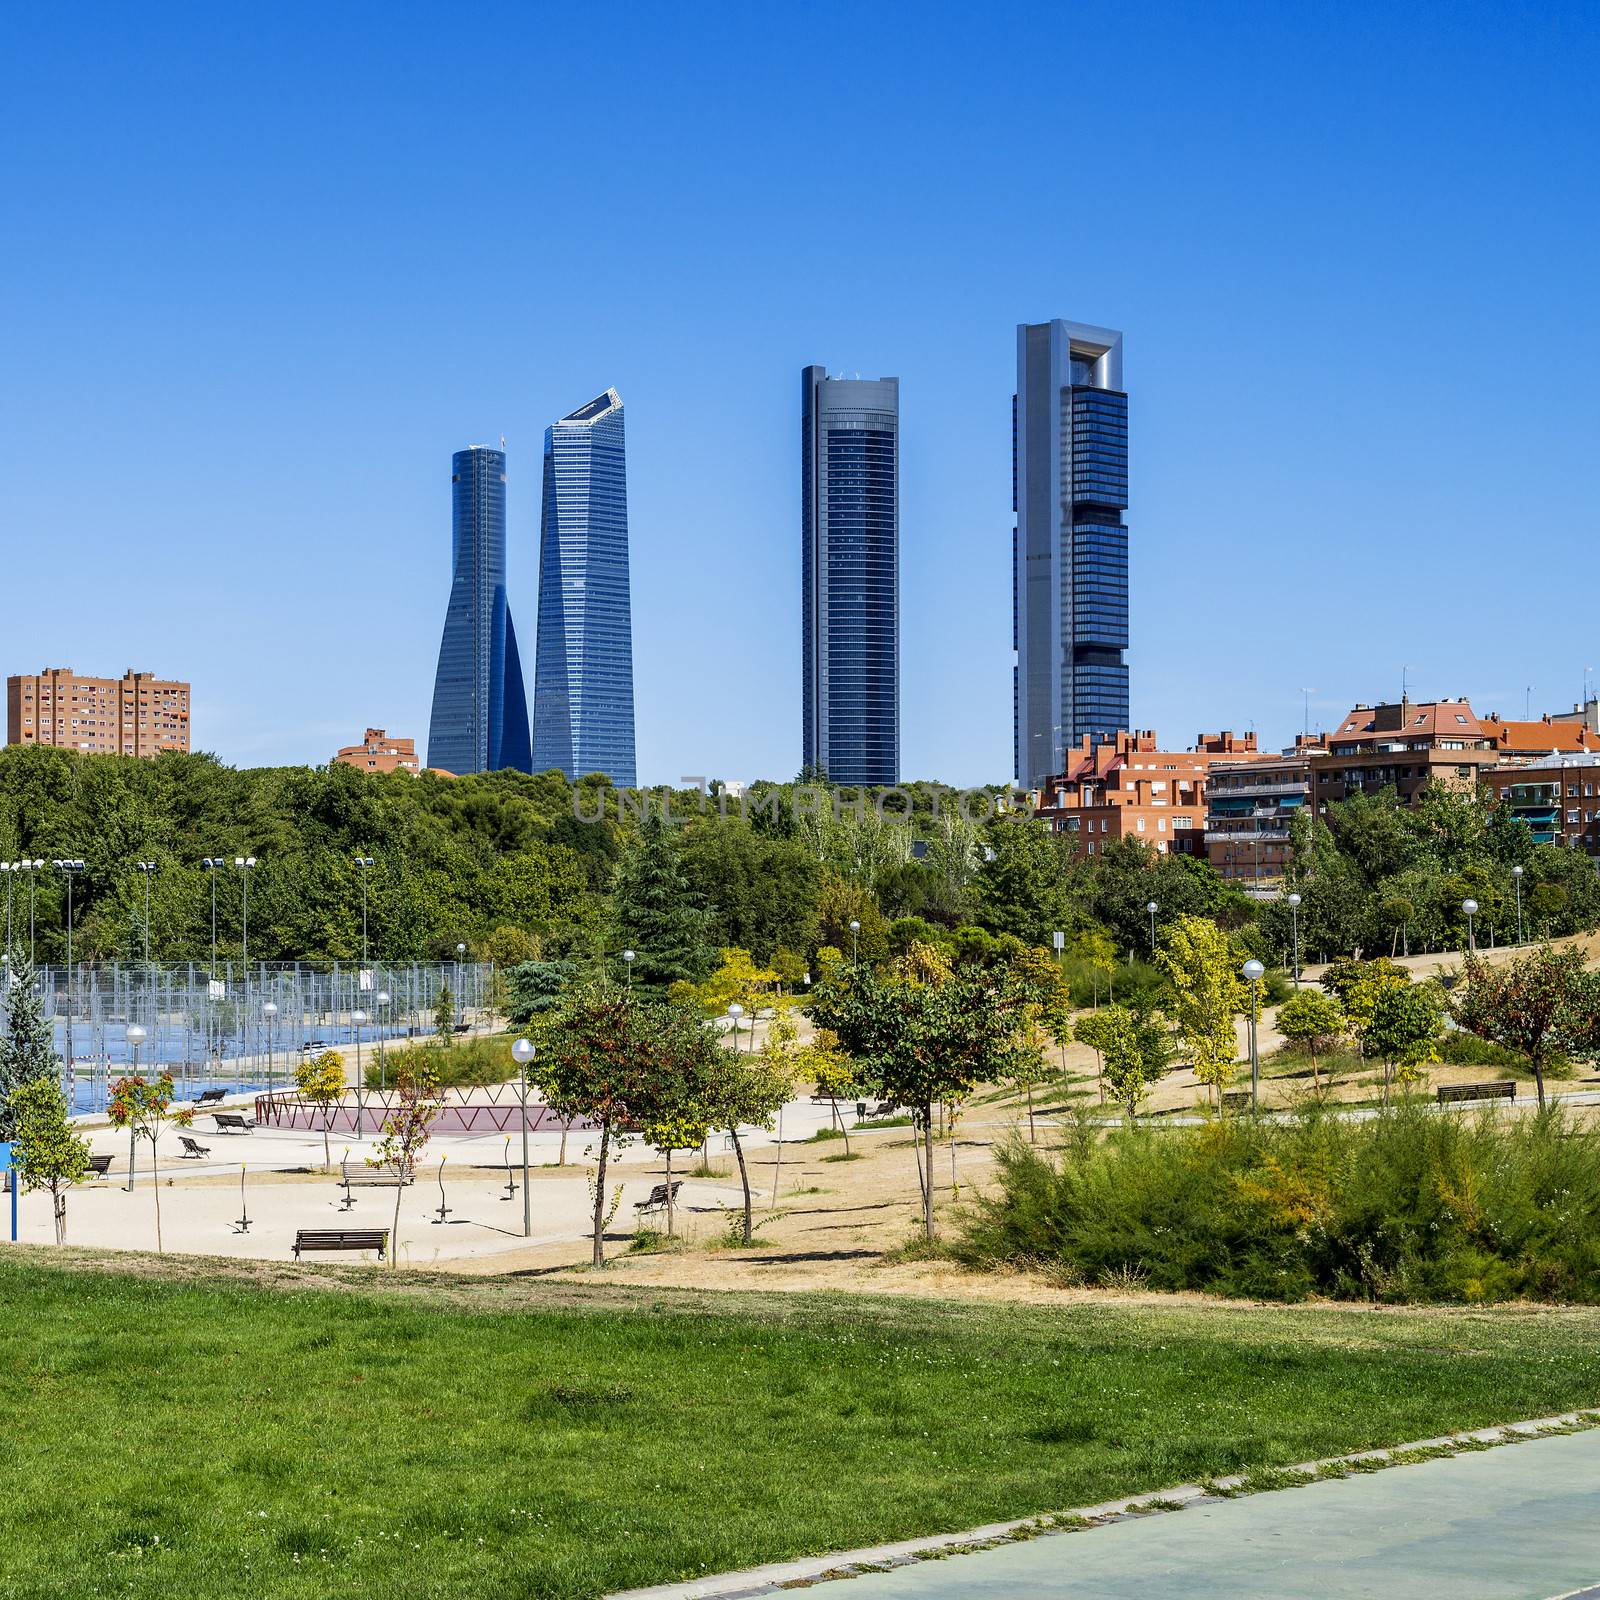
[3,1,1596,785]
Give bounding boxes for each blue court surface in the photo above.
[801,1426,1600,1600]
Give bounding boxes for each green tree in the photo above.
[813,870,889,964]
[9,1075,89,1243]
[434,982,454,1043]
[1363,982,1444,1103]
[1075,1003,1167,1119]
[0,955,57,1141]
[369,1065,442,1265]
[1528,882,1569,938]
[609,814,714,993]
[971,820,1078,946]
[1274,987,1346,1087]
[1156,914,1245,1104]
[295,1049,346,1171]
[694,947,782,1019]
[1454,946,1600,1111]
[106,1072,189,1252]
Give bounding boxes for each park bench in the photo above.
[292,1228,388,1261]
[1437,1080,1516,1105]
[633,1180,683,1221]
[863,1102,900,1119]
[338,1158,412,1210]
[179,1135,212,1160]
[299,1039,329,1053]
[192,1089,227,1109]
[87,1154,114,1178]
[1220,1089,1254,1113]
[213,1112,254,1133]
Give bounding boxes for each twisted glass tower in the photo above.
[1013,321,1128,788]
[801,366,900,786]
[426,446,532,775]
[532,389,636,786]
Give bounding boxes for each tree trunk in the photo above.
[1026,1080,1036,1143]
[1532,1053,1547,1112]
[729,1126,753,1243]
[770,1106,785,1206]
[151,1136,163,1253]
[559,1115,572,1167]
[591,1119,611,1266]
[911,1114,927,1207]
[53,1187,67,1245]
[922,1101,936,1241]
[322,1108,332,1173]
[128,1125,138,1189]
[665,1147,675,1236]
[391,1171,404,1266]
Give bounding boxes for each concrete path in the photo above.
[798,1426,1600,1600]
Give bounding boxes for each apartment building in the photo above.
[1310,699,1498,809]
[6,668,190,757]
[1481,755,1600,854]
[1205,735,1326,881]
[1476,712,1596,761]
[333,728,419,775]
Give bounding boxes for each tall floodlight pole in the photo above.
[124,1024,147,1190]
[234,857,256,968]
[54,860,85,1076]
[25,859,43,963]
[1147,900,1159,955]
[1512,866,1524,945]
[1287,892,1302,988]
[2,862,12,951]
[849,919,860,962]
[1242,959,1265,1114]
[136,861,158,965]
[511,1037,536,1237]
[201,858,223,974]
[262,1000,278,1095]
[376,990,390,1089]
[1463,898,1479,955]
[354,856,374,970]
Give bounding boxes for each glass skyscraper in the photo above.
[801,366,899,786]
[532,389,636,786]
[1013,321,1128,789]
[426,445,532,775]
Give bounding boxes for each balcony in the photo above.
[1204,828,1292,845]
[1205,778,1310,798]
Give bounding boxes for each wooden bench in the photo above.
[192,1088,227,1109]
[87,1154,114,1178]
[179,1135,212,1160]
[1437,1080,1516,1105]
[293,1228,388,1260]
[213,1112,254,1133]
[338,1159,411,1210]
[633,1180,683,1220]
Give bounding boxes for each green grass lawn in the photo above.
[4,1254,1599,1599]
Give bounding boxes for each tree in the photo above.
[534,987,718,1265]
[971,820,1078,945]
[433,982,454,1043]
[0,955,57,1141]
[812,871,889,964]
[804,1025,860,1153]
[700,1021,795,1243]
[1006,944,1073,1138]
[1454,946,1600,1111]
[1363,982,1444,1103]
[106,1072,189,1252]
[1321,957,1408,1046]
[369,1065,442,1265]
[296,1049,346,1171]
[694,947,782,1019]
[811,959,1023,1239]
[1274,988,1346,1088]
[1075,1004,1167,1119]
[9,1075,89,1242]
[483,925,539,967]
[1528,882,1568,938]
[1156,914,1245,1105]
[609,814,715,994]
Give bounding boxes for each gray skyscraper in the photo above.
[426,445,531,775]
[802,366,899,786]
[532,389,636,786]
[1013,321,1128,789]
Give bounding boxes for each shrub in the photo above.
[956,1105,1600,1304]
[365,1036,515,1090]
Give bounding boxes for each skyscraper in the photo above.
[1013,320,1128,789]
[532,389,636,786]
[801,366,899,786]
[426,446,532,775]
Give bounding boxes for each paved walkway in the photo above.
[799,1427,1600,1599]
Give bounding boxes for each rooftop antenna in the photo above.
[500,433,506,451]
[1300,687,1316,738]
[1526,685,1532,719]
[1401,666,1412,705]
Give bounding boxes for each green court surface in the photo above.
[803,1427,1600,1600]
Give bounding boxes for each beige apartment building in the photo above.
[6,668,191,757]
[333,727,420,775]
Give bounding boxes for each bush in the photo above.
[364,1036,515,1090]
[957,1105,1600,1304]
[1434,1029,1573,1082]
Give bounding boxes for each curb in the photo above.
[609,1408,1600,1599]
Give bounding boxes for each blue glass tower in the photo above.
[426,446,532,775]
[532,389,637,786]
[802,366,900,786]
[1013,321,1128,788]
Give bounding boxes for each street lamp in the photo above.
[1146,900,1159,955]
[354,856,375,970]
[1462,898,1479,955]
[727,1002,744,1053]
[1,862,12,951]
[1242,959,1265,1113]
[135,861,158,965]
[54,860,85,1074]
[234,857,256,969]
[201,858,225,974]
[510,1037,536,1237]
[848,919,860,962]
[1286,892,1302,988]
[124,1024,147,1190]
[21,859,43,964]
[622,949,635,990]
[456,943,466,1035]
[375,990,390,1089]
[262,1000,278,1095]
[1511,866,1524,945]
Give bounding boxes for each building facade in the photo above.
[427,446,532,776]
[801,366,899,786]
[1476,712,1596,761]
[1013,320,1128,789]
[1311,700,1498,809]
[6,668,190,757]
[1482,756,1600,853]
[333,728,419,775]
[1205,738,1325,881]
[532,390,637,787]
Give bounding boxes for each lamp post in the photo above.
[124,1024,147,1190]
[1242,959,1265,1114]
[456,943,466,1035]
[375,990,390,1089]
[262,1000,278,1095]
[511,1037,535,1237]
[848,919,860,962]
[354,856,374,971]
[727,1002,743,1053]
[1462,898,1479,955]
[622,949,635,991]
[234,857,256,968]
[135,861,158,965]
[54,860,85,1075]
[1146,900,1158,955]
[23,859,43,964]
[1,862,12,951]
[201,858,224,974]
[1512,866,1524,945]
[1287,892,1302,988]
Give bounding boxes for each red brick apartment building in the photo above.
[1205,734,1326,881]
[1035,730,1267,859]
[333,728,420,775]
[1309,699,1500,808]
[6,668,190,757]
